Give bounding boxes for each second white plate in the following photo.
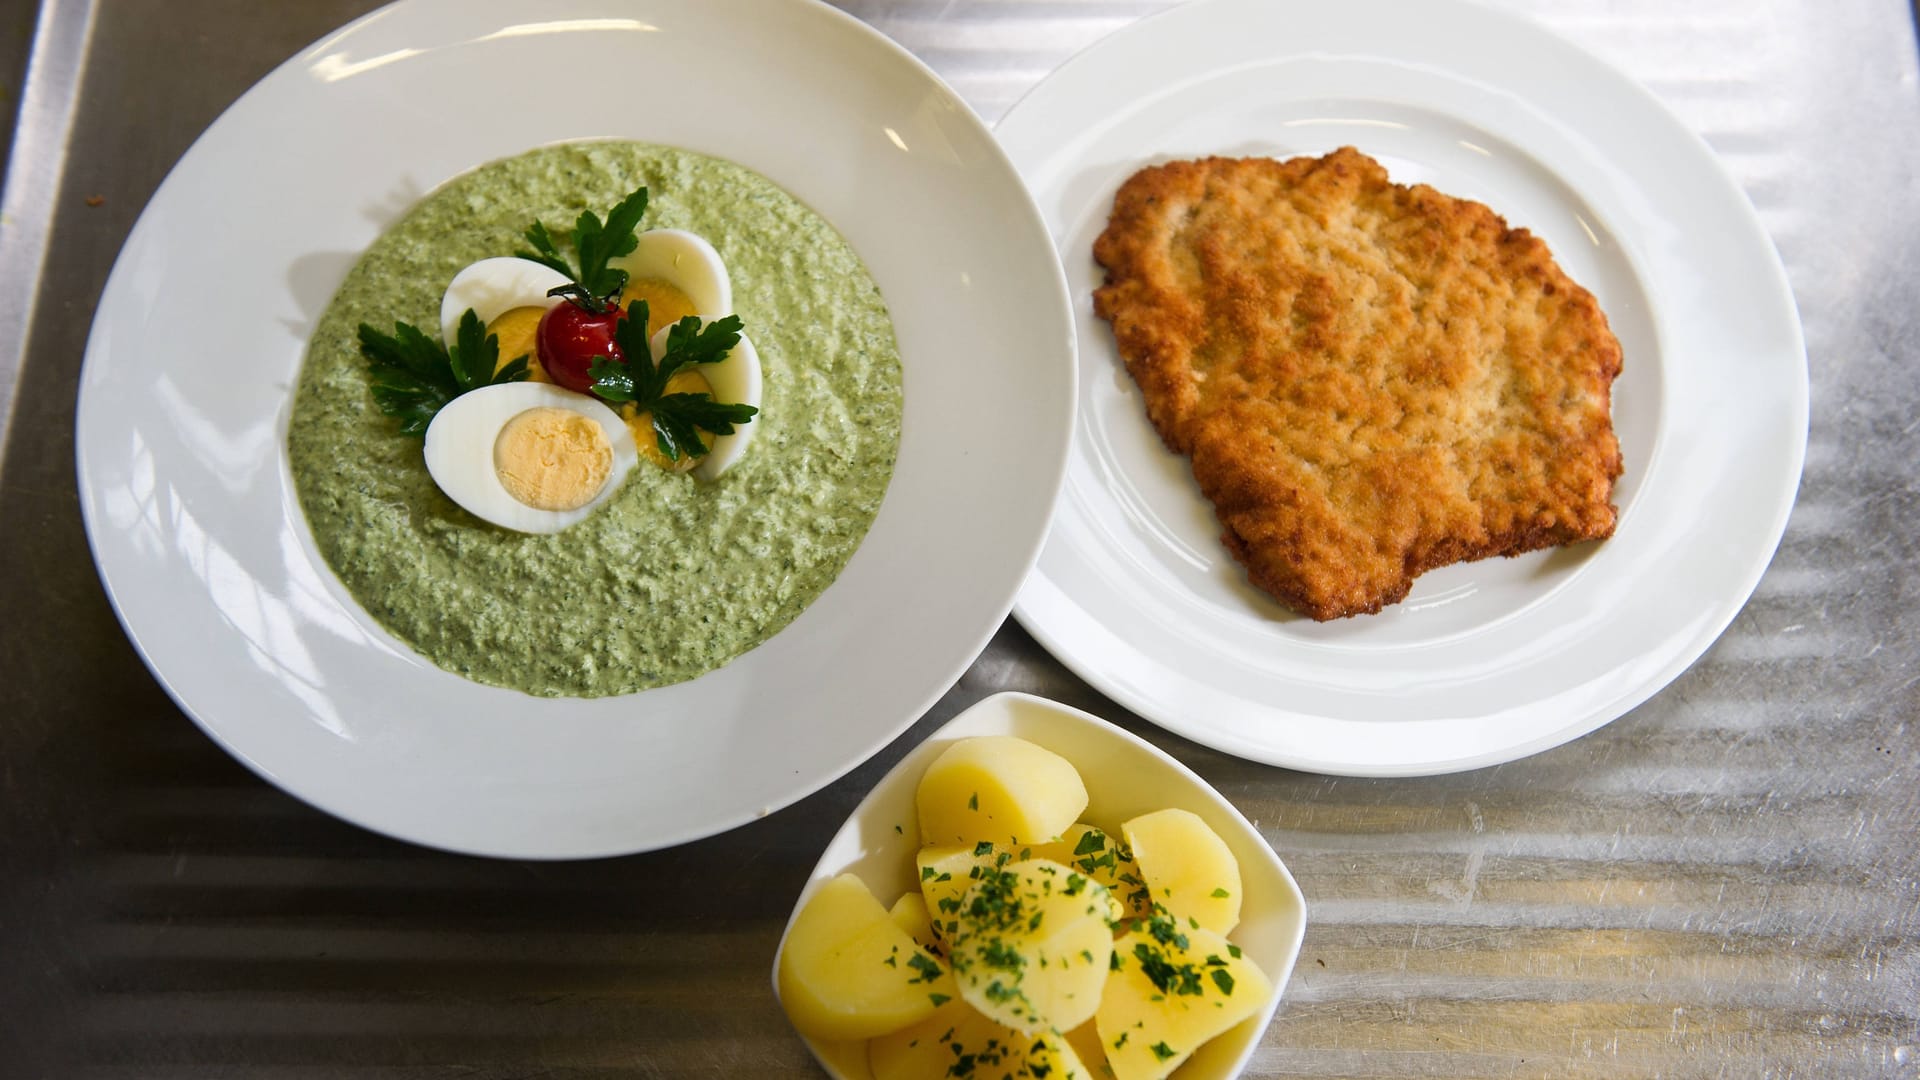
[1001,0,1807,775]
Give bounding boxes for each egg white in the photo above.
[440,257,572,350]
[424,383,638,534]
[611,229,732,319]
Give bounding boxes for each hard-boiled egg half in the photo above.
[441,257,571,383]
[423,382,639,534]
[613,228,732,335]
[634,324,764,482]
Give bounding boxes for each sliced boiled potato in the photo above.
[1031,823,1150,921]
[917,843,1013,938]
[947,858,1115,1035]
[871,998,1092,1080]
[777,873,956,1041]
[1064,1019,1118,1080]
[1122,808,1242,934]
[918,736,1089,848]
[888,891,940,955]
[1096,919,1272,1080]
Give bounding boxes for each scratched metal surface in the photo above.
[0,0,1915,1076]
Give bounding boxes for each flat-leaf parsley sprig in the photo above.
[516,187,649,315]
[588,302,759,462]
[357,309,528,436]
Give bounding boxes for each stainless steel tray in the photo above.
[1,1,1914,1075]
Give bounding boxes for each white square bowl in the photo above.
[772,691,1308,1078]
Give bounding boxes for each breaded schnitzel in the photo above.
[1092,147,1622,620]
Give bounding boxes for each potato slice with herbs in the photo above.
[778,874,955,1041]
[1064,1018,1119,1080]
[1095,916,1272,1080]
[1031,823,1151,921]
[870,998,1092,1080]
[947,858,1115,1035]
[888,891,941,956]
[918,843,1018,940]
[918,736,1089,848]
[1122,808,1242,934]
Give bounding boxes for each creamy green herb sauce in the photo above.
[289,142,902,697]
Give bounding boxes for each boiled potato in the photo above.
[1064,1019,1118,1079]
[917,843,1011,938]
[888,891,941,955]
[1095,918,1272,1080]
[871,998,1091,1080]
[1122,808,1241,934]
[777,873,956,1041]
[918,736,1089,848]
[1031,823,1151,921]
[947,858,1115,1034]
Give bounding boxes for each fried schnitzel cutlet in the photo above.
[1092,147,1622,620]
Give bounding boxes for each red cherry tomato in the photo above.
[537,302,625,393]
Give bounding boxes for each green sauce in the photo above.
[288,142,903,697]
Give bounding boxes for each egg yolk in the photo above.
[629,370,715,473]
[488,306,550,384]
[625,278,699,338]
[493,407,613,511]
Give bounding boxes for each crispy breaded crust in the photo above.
[1092,147,1622,620]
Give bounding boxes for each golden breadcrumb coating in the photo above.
[1092,147,1622,620]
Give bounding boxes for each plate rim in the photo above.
[74,0,1078,857]
[999,0,1810,776]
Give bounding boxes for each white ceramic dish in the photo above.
[772,691,1308,1079]
[1000,0,1808,776]
[74,0,1074,858]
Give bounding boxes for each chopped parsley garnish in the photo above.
[357,309,526,436]
[968,792,979,811]
[588,306,758,461]
[1227,943,1243,959]
[1133,941,1201,996]
[1145,915,1190,951]
[516,186,650,314]
[979,940,1026,972]
[1211,968,1236,995]
[928,992,951,1007]
[906,952,944,984]
[1073,831,1106,856]
[1211,887,1230,898]
[1150,1041,1177,1062]
[973,841,995,857]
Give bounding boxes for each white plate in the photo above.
[75,0,1074,858]
[772,692,1307,1079]
[1001,0,1807,776]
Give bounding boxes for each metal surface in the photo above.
[1,0,1915,1076]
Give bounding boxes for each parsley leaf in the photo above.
[906,952,945,984]
[357,308,526,436]
[586,308,757,462]
[515,187,650,311]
